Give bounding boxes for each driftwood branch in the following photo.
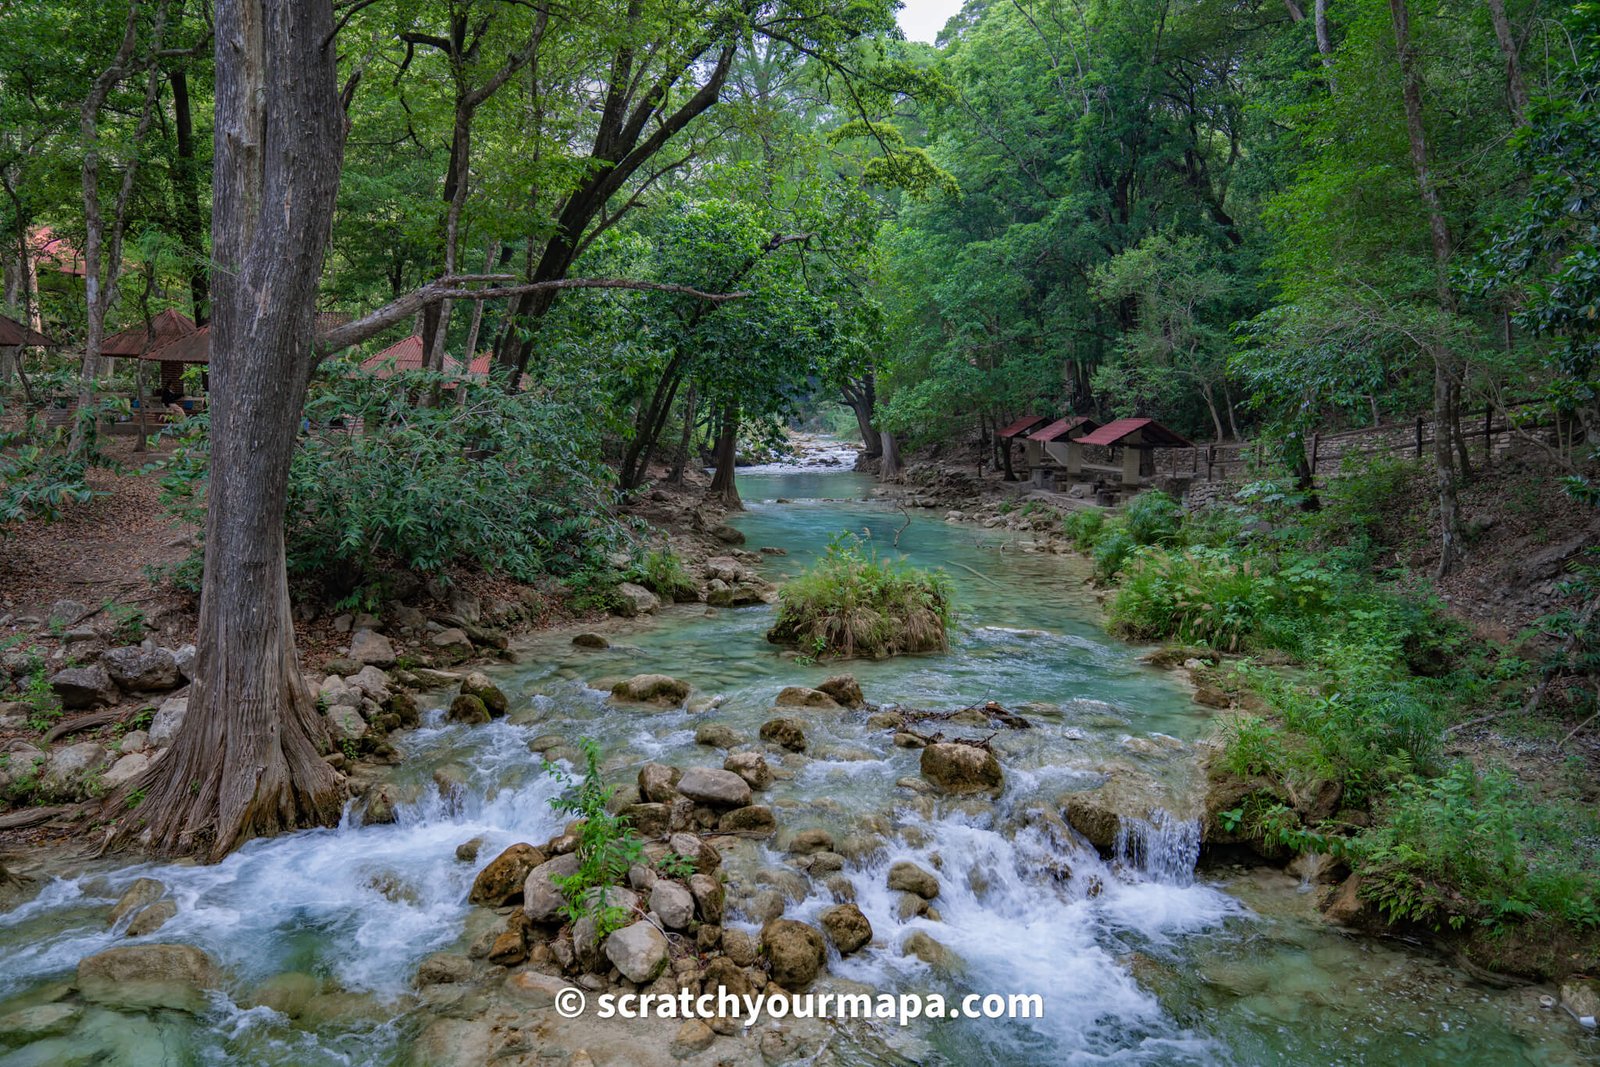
[316,275,749,356]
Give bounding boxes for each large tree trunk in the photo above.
[129,0,345,859]
[879,429,902,482]
[1314,0,1337,88]
[840,374,880,457]
[1390,0,1462,576]
[707,402,741,509]
[669,383,697,484]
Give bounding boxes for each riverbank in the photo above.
[871,451,1600,991]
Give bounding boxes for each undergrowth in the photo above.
[766,534,953,659]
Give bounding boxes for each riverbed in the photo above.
[0,466,1592,1065]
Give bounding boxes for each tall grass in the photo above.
[767,535,953,659]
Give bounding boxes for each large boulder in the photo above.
[774,686,840,710]
[0,1003,82,1045]
[649,881,696,930]
[469,844,547,906]
[604,921,669,983]
[430,628,474,661]
[610,674,690,707]
[346,665,392,703]
[349,629,396,667]
[710,524,745,546]
[523,853,582,922]
[614,582,661,618]
[101,646,181,691]
[102,752,150,790]
[108,878,167,927]
[695,723,739,749]
[325,704,369,744]
[638,762,681,803]
[718,805,776,835]
[76,943,221,1013]
[447,694,490,725]
[50,664,119,709]
[820,904,872,955]
[760,919,826,990]
[1061,767,1188,851]
[459,672,508,717]
[817,675,865,708]
[919,743,1003,794]
[676,767,752,809]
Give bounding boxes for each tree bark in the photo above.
[879,429,902,482]
[840,373,880,457]
[1389,0,1463,576]
[707,402,741,508]
[1314,0,1337,88]
[1485,0,1530,126]
[669,383,697,484]
[127,0,346,859]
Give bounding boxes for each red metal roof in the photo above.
[1074,417,1193,448]
[29,226,86,277]
[357,335,466,378]
[997,415,1048,439]
[0,313,58,347]
[143,326,212,363]
[1027,415,1100,443]
[102,308,198,356]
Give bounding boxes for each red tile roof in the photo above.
[0,313,58,347]
[1074,417,1193,448]
[144,326,212,363]
[1027,415,1100,443]
[357,335,466,377]
[29,226,86,277]
[997,415,1047,439]
[102,308,198,356]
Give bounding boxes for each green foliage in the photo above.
[0,397,128,532]
[767,534,953,659]
[627,548,698,603]
[1061,509,1105,550]
[544,738,644,936]
[102,601,145,645]
[1091,527,1136,581]
[1124,490,1183,547]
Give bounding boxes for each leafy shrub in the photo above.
[767,534,953,659]
[158,370,624,588]
[1,396,128,531]
[544,738,644,935]
[628,547,698,602]
[1061,509,1104,550]
[1125,489,1183,546]
[1110,547,1270,651]
[1092,527,1136,580]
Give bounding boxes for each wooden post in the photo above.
[1415,416,1424,458]
[1206,444,1215,481]
[1191,446,1198,474]
[1309,432,1320,475]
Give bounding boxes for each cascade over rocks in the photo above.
[920,742,1003,794]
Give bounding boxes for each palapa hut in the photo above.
[0,313,58,348]
[101,308,199,399]
[1072,417,1193,487]
[1025,415,1103,486]
[996,415,1047,480]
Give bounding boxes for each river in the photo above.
[0,465,1591,1065]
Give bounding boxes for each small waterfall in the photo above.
[1115,809,1202,887]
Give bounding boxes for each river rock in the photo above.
[639,762,682,802]
[1061,767,1187,851]
[572,632,610,649]
[759,717,807,751]
[326,704,369,743]
[109,877,167,926]
[523,853,582,922]
[723,751,773,789]
[689,873,725,924]
[1321,873,1369,926]
[900,930,954,969]
[677,767,751,808]
[611,674,691,706]
[920,743,1003,794]
[118,729,151,753]
[460,672,508,717]
[710,524,745,545]
[760,919,826,990]
[615,582,662,618]
[102,646,181,691]
[695,723,739,748]
[817,674,865,708]
[622,802,672,837]
[650,881,696,929]
[126,899,178,937]
[887,861,940,899]
[774,686,840,709]
[1560,978,1600,1026]
[77,943,221,1013]
[787,828,834,855]
[447,694,490,725]
[415,952,474,986]
[344,665,391,703]
[430,628,474,660]
[505,970,577,1008]
[50,664,119,709]
[349,629,396,667]
[668,831,720,874]
[42,741,109,796]
[718,805,776,835]
[820,903,872,954]
[470,844,548,906]
[671,1019,717,1057]
[604,921,669,983]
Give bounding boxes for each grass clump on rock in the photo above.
[766,536,953,660]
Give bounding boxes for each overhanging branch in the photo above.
[316,275,749,356]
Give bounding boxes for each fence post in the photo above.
[1309,432,1320,476]
[1206,445,1215,481]
[1415,416,1424,458]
